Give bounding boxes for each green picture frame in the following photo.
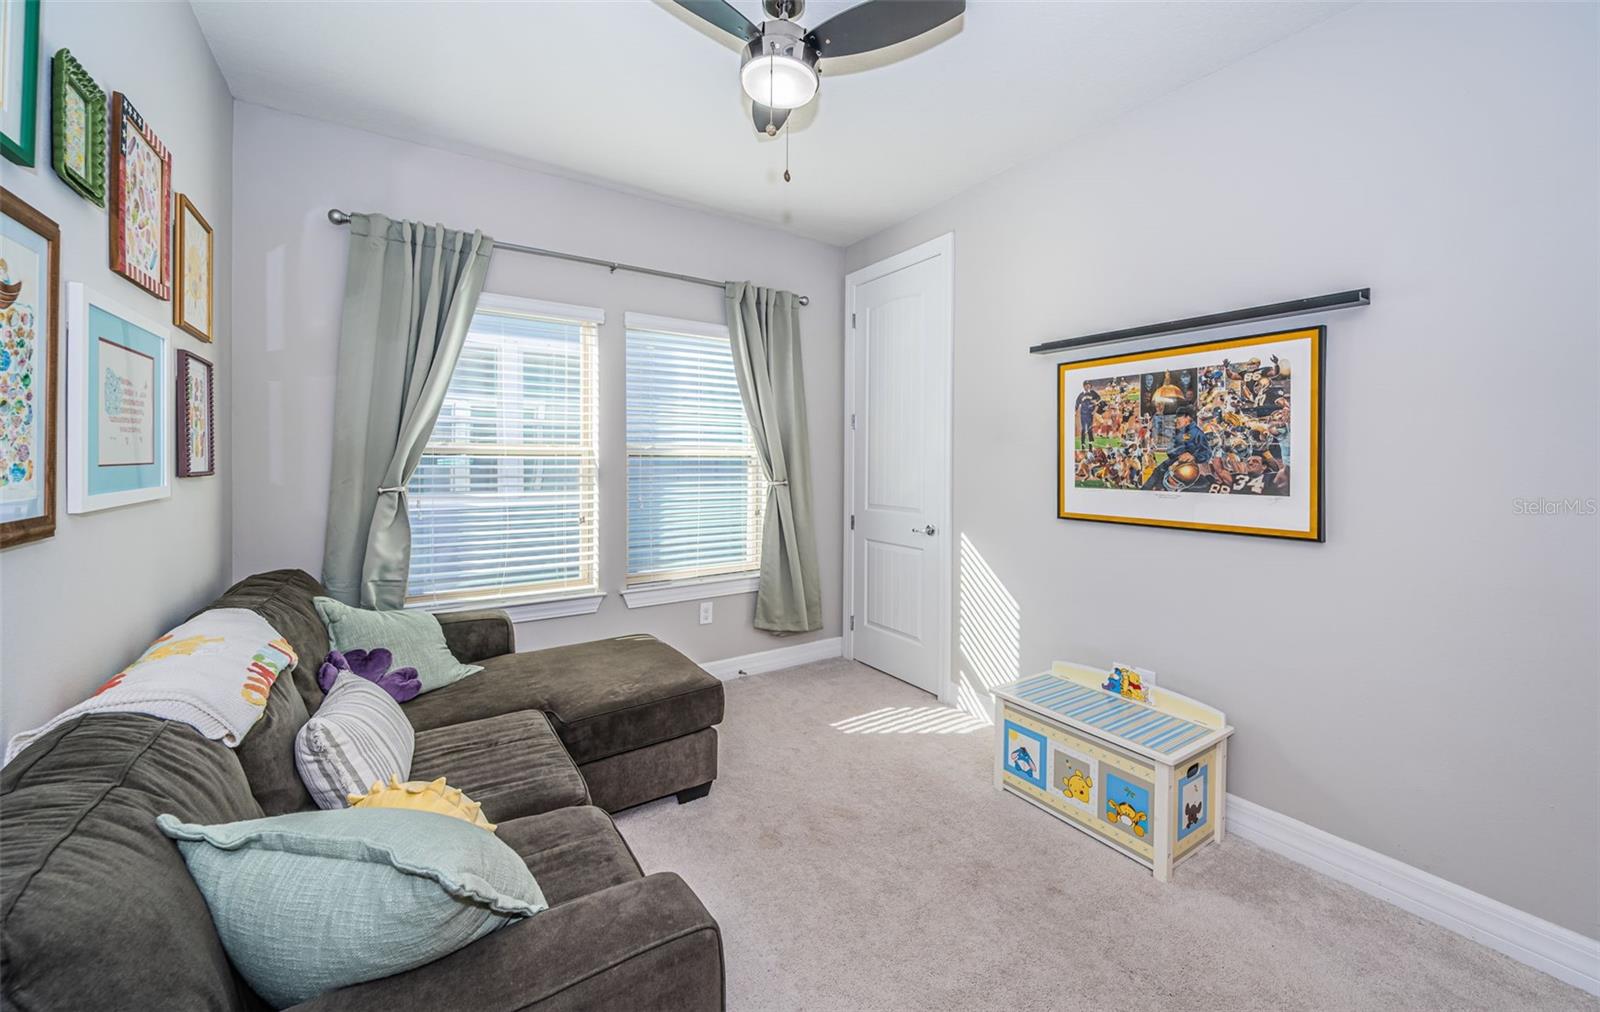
[51,49,106,206]
[0,0,41,166]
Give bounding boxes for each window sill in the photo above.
[621,574,760,609]
[409,592,606,623]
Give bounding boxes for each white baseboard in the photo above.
[1226,794,1600,996]
[700,636,843,681]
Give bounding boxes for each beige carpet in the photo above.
[614,660,1594,1011]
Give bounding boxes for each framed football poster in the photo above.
[1057,326,1323,541]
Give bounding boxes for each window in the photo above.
[406,295,600,610]
[625,313,766,588]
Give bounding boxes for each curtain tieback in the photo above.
[769,480,789,487]
[377,485,408,497]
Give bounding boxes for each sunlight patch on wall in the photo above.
[830,705,988,735]
[957,532,1020,725]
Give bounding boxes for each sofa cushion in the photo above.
[411,711,588,824]
[401,635,724,765]
[494,806,642,907]
[209,569,334,715]
[208,570,335,815]
[1,714,266,1011]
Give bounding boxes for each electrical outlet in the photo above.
[698,601,714,625]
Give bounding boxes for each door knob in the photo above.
[913,524,936,536]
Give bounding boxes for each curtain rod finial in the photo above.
[327,209,352,225]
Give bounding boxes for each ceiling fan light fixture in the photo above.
[739,22,818,110]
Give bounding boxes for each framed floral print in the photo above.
[0,0,40,166]
[0,188,59,548]
[109,93,172,300]
[51,49,107,206]
[173,194,213,341]
[175,349,213,477]
[67,282,171,513]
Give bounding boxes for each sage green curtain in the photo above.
[724,282,822,633]
[322,214,493,609]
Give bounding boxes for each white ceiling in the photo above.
[191,1,1348,246]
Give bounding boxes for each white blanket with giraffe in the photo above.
[5,609,298,763]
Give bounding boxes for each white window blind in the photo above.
[406,295,601,608]
[625,313,767,586]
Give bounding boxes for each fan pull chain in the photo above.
[784,122,791,183]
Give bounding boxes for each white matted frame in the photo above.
[842,233,955,702]
[67,282,171,512]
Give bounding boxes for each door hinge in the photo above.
[850,413,856,431]
[851,312,856,329]
[849,615,855,631]
[850,514,855,530]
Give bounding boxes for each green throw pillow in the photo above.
[157,808,546,1008]
[314,597,482,695]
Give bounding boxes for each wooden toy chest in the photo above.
[992,662,1234,881]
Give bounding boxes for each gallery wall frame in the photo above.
[1057,326,1325,542]
[0,188,60,548]
[173,194,213,341]
[52,48,108,206]
[108,93,173,300]
[67,282,171,513]
[0,0,40,166]
[175,348,214,477]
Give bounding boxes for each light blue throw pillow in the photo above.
[313,596,482,695]
[157,808,546,1008]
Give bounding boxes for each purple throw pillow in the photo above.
[316,648,422,704]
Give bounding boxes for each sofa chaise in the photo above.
[0,569,726,1010]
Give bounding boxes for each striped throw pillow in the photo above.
[295,672,415,809]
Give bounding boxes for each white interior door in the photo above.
[846,236,952,698]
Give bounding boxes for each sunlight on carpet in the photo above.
[830,704,987,734]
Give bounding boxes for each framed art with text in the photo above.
[173,194,213,341]
[1057,326,1324,541]
[52,48,107,206]
[109,92,172,299]
[0,188,60,548]
[175,349,214,477]
[0,0,40,166]
[67,282,171,512]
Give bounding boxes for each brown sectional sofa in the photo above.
[0,569,726,1010]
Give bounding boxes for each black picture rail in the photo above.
[1029,288,1371,355]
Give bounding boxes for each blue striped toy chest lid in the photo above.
[1006,672,1215,758]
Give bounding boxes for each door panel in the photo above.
[849,246,949,697]
[865,296,924,513]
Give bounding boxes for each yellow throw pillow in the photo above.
[347,776,496,831]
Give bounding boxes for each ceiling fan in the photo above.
[674,0,965,137]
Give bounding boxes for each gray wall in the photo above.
[846,3,1598,938]
[229,103,844,664]
[0,3,234,744]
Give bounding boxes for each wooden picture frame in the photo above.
[173,194,213,341]
[66,282,171,513]
[0,188,60,548]
[1057,326,1324,542]
[51,49,107,206]
[109,93,172,300]
[175,349,214,477]
[0,0,40,166]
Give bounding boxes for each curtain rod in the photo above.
[326,209,809,307]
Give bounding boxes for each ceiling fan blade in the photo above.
[674,0,759,42]
[752,102,792,135]
[805,0,964,58]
